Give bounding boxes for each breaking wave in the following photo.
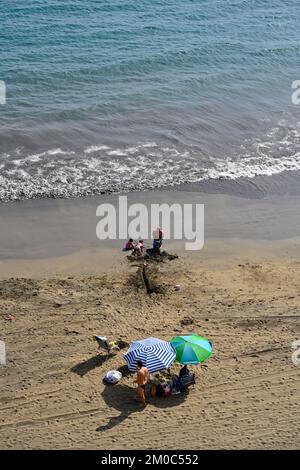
[1,122,300,201]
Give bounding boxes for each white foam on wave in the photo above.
[107,149,129,157]
[140,142,158,148]
[47,148,74,156]
[1,150,300,202]
[84,145,111,154]
[9,148,76,167]
[1,126,300,202]
[207,152,300,180]
[84,142,158,157]
[5,168,30,179]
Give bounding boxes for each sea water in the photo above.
[1,0,300,200]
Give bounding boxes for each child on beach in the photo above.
[124,238,134,251]
[133,240,144,256]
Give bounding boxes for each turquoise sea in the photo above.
[1,0,300,200]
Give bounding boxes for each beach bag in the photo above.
[103,370,122,385]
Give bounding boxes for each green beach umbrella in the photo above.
[170,334,213,365]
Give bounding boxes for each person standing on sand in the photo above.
[152,237,162,255]
[152,226,163,256]
[134,360,148,406]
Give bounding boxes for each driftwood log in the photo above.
[141,264,154,294]
[127,250,178,295]
[127,250,178,263]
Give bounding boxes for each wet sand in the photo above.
[1,188,300,277]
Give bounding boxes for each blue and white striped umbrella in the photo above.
[124,337,176,373]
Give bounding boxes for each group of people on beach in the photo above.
[123,226,193,406]
[134,361,192,406]
[123,227,164,257]
[124,238,144,256]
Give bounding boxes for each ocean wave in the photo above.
[1,125,300,202]
[84,145,111,154]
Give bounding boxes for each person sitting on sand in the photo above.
[124,238,134,251]
[134,360,148,406]
[133,240,144,257]
[179,364,190,379]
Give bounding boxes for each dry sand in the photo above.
[1,189,300,449]
[0,244,300,449]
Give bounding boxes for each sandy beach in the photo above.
[2,0,300,454]
[0,189,300,449]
